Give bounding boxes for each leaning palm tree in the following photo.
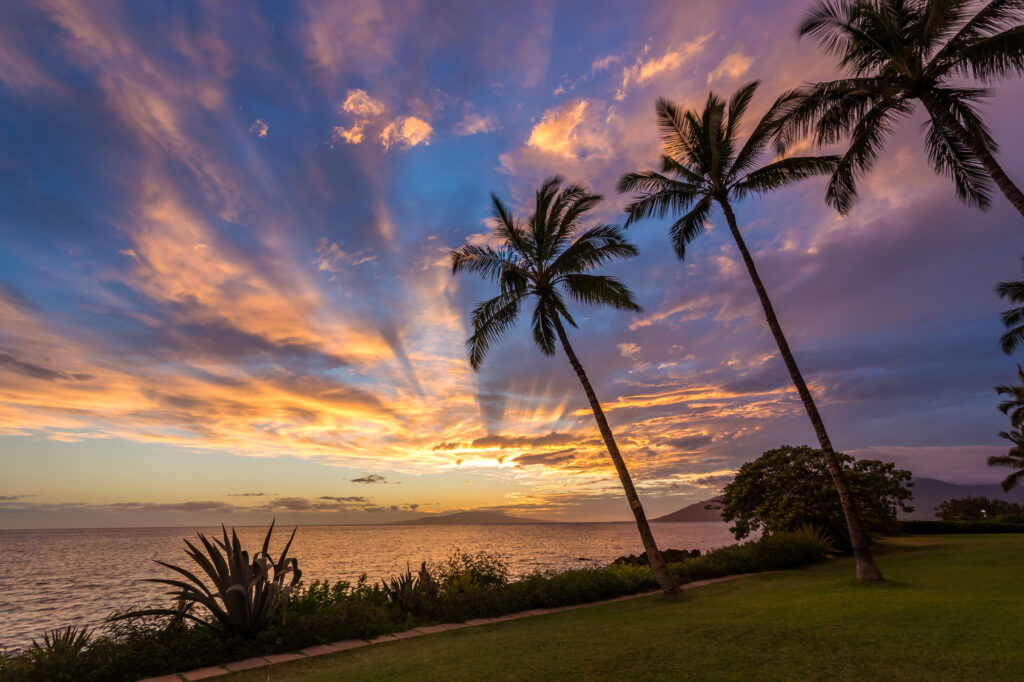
[777,0,1024,217]
[619,81,885,581]
[997,258,1024,353]
[451,178,680,594]
[989,427,1024,491]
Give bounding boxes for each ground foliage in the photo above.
[0,534,831,681]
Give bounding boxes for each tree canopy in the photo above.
[722,445,914,548]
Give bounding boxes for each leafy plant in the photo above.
[433,548,510,590]
[115,521,301,638]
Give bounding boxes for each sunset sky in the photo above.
[1,0,1022,528]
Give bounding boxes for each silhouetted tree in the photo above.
[450,178,680,594]
[778,0,1024,217]
[997,259,1024,353]
[936,495,1024,520]
[996,365,1024,425]
[619,81,885,581]
[992,365,1024,490]
[989,428,1024,491]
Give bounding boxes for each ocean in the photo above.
[0,521,736,652]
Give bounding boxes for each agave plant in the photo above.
[116,521,301,638]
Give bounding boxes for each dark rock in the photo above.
[611,548,700,567]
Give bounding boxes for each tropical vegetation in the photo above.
[0,534,832,681]
[450,177,679,594]
[208,536,1024,682]
[113,522,301,638]
[997,261,1024,353]
[935,495,1024,520]
[777,0,1024,217]
[618,81,887,580]
[721,445,914,548]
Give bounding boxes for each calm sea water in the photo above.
[0,522,736,652]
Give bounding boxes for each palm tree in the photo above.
[996,365,1024,426]
[619,81,885,581]
[777,0,1024,218]
[450,178,680,594]
[992,362,1024,491]
[997,258,1024,353]
[989,427,1024,492]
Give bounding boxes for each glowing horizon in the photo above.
[1,0,1021,528]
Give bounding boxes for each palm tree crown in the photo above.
[777,0,1024,214]
[452,177,641,368]
[618,80,838,259]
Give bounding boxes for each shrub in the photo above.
[114,521,301,638]
[899,520,1024,534]
[433,548,510,590]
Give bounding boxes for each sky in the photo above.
[1,0,1022,529]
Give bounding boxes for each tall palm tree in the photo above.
[619,81,885,581]
[777,0,1024,218]
[997,258,1024,353]
[450,178,680,594]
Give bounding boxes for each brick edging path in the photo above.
[140,573,757,681]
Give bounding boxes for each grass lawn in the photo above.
[224,535,1024,681]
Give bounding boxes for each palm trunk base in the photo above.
[853,549,884,581]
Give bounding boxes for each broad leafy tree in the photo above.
[450,178,680,594]
[722,445,914,547]
[619,81,887,581]
[779,0,1024,217]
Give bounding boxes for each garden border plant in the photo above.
[0,532,834,682]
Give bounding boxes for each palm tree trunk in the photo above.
[920,93,1024,220]
[718,197,883,581]
[548,302,680,594]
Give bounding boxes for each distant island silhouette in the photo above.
[652,496,726,523]
[385,510,554,525]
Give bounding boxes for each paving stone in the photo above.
[301,644,340,657]
[182,667,229,681]
[223,657,268,672]
[328,639,367,651]
[264,653,307,664]
[414,623,468,634]
[464,618,493,625]
[137,675,184,682]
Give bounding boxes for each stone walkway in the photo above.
[141,573,754,681]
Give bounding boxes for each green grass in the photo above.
[225,536,1024,681]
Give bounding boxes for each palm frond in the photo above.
[934,0,1024,64]
[549,224,640,274]
[668,195,714,260]
[467,290,524,369]
[530,298,557,355]
[826,96,914,213]
[943,25,1024,81]
[733,155,840,199]
[560,274,642,312]
[923,116,994,208]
